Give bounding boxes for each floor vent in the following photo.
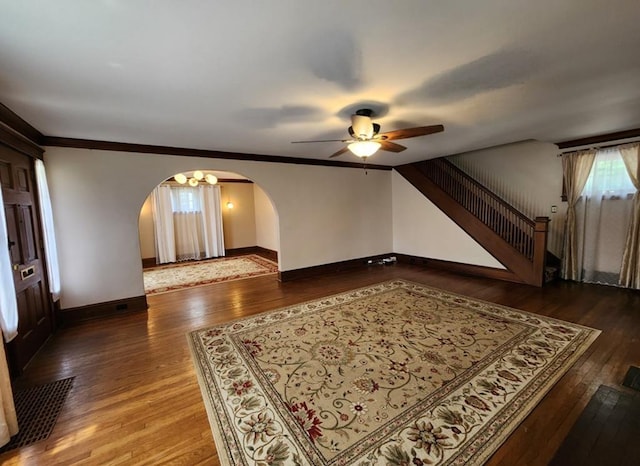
[0,377,74,453]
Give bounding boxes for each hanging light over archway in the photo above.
[173,171,218,186]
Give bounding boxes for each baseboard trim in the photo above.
[226,246,278,263]
[395,253,524,283]
[142,257,156,269]
[255,247,278,263]
[142,247,279,269]
[278,253,395,282]
[61,295,148,325]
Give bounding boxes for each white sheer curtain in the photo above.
[172,187,204,262]
[619,143,640,288]
[200,185,225,258]
[0,185,18,342]
[574,149,636,286]
[35,160,61,301]
[151,185,176,264]
[151,184,225,264]
[0,184,19,447]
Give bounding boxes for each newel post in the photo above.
[532,217,550,286]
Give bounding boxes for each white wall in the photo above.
[448,140,565,256]
[253,183,279,252]
[45,147,392,308]
[392,171,505,268]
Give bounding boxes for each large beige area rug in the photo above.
[144,254,278,295]
[188,280,600,465]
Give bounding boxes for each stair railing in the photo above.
[416,159,549,280]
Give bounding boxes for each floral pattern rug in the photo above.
[143,254,278,295]
[188,280,600,466]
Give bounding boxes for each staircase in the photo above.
[395,158,550,287]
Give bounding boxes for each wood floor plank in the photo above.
[1,264,639,465]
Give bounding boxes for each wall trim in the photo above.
[278,252,525,284]
[0,102,44,145]
[67,253,528,324]
[42,136,393,171]
[226,246,278,262]
[61,295,148,325]
[395,253,524,284]
[142,247,279,269]
[0,125,44,159]
[278,253,394,282]
[557,127,640,150]
[219,178,253,183]
[142,257,157,269]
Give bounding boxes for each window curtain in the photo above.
[0,185,19,447]
[151,185,225,264]
[0,185,18,342]
[34,160,61,301]
[199,185,225,258]
[561,150,596,280]
[573,149,635,286]
[172,186,204,262]
[0,341,18,447]
[619,143,640,288]
[151,185,176,264]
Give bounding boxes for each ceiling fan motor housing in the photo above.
[351,114,375,139]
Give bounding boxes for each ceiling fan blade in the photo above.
[329,147,350,158]
[291,139,348,143]
[379,140,407,153]
[379,125,444,141]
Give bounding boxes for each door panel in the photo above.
[1,144,53,375]
[18,204,37,263]
[5,206,20,265]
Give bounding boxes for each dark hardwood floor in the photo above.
[1,264,639,465]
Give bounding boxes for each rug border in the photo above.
[187,334,236,466]
[144,253,277,271]
[467,321,600,465]
[145,254,278,296]
[187,279,601,465]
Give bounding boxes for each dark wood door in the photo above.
[1,144,53,375]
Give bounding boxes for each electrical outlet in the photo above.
[551,205,557,213]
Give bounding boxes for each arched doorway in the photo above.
[137,169,280,295]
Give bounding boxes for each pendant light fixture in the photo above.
[173,171,218,186]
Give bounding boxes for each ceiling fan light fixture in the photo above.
[205,174,218,185]
[174,173,187,184]
[348,140,381,158]
[188,177,199,187]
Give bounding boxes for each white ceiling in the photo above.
[1,1,640,166]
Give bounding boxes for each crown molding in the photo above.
[0,102,44,145]
[42,136,393,171]
[557,127,640,150]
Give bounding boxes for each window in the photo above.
[582,149,635,199]
[575,148,635,286]
[170,186,202,213]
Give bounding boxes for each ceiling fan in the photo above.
[292,109,444,158]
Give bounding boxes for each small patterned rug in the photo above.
[188,280,600,466]
[144,254,278,295]
[0,377,74,453]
